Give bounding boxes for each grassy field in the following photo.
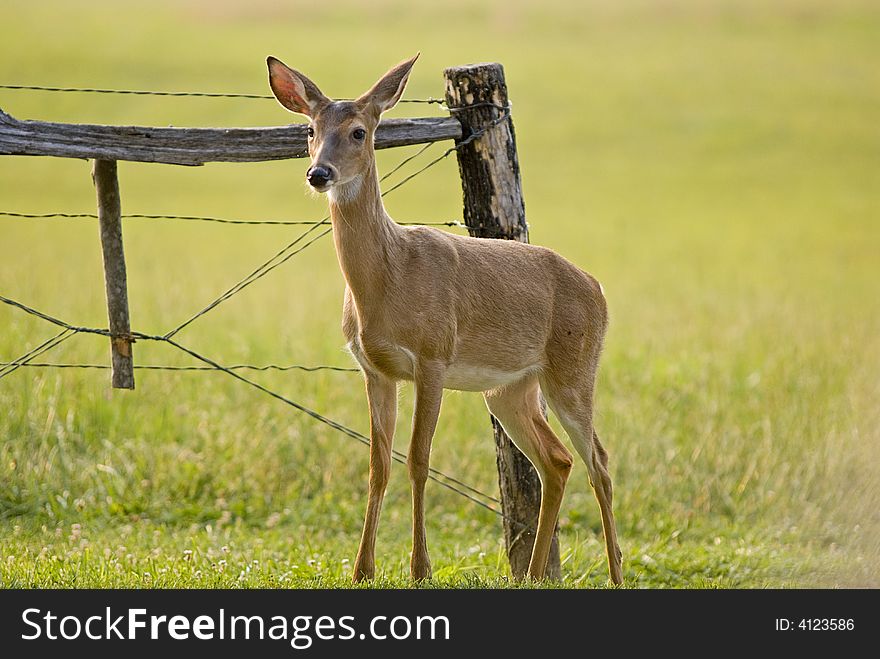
[1,0,878,588]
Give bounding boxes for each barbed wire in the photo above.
[380,108,510,197]
[0,83,445,105]
[0,329,75,380]
[162,335,505,510]
[164,222,334,339]
[378,141,434,182]
[0,211,465,228]
[0,84,512,116]
[0,361,360,373]
[0,293,506,512]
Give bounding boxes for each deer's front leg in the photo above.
[353,371,397,582]
[409,361,445,581]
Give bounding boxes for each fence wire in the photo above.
[0,294,504,512]
[0,211,465,228]
[0,362,360,373]
[0,83,445,105]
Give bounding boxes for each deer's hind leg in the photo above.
[539,366,623,585]
[484,376,573,581]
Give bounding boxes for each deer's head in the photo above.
[267,55,418,196]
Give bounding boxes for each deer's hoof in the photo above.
[352,562,375,583]
[410,557,432,582]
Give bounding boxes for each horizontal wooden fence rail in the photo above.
[0,108,461,165]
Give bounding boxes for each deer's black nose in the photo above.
[307,165,332,187]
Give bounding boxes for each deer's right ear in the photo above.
[267,56,329,117]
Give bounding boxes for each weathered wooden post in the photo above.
[444,63,561,579]
[91,159,134,389]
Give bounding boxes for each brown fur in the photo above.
[267,54,623,584]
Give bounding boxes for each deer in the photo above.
[266,53,623,585]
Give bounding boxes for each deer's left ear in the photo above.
[357,54,419,115]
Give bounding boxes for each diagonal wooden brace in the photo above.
[91,159,135,390]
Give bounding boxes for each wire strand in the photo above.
[162,223,333,339]
[1,303,521,521]
[0,295,501,510]
[0,293,507,510]
[0,329,75,381]
[0,83,445,104]
[380,109,511,198]
[163,336,505,510]
[0,361,359,373]
[0,211,464,228]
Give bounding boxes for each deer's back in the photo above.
[398,227,607,382]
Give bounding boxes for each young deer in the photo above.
[267,54,623,584]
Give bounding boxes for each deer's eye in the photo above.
[307,126,315,138]
[352,127,366,141]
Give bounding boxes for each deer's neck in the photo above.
[328,162,401,306]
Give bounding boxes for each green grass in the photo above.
[1,0,878,588]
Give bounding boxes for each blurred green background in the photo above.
[1,0,877,587]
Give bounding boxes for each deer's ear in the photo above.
[267,56,329,117]
[357,54,419,115]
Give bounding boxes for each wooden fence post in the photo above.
[91,159,134,389]
[444,63,561,579]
